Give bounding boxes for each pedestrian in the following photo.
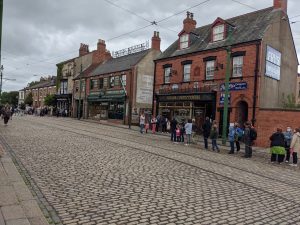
[166,119,171,133]
[228,123,235,154]
[145,115,149,133]
[243,121,256,158]
[234,123,244,152]
[180,122,185,143]
[184,119,192,145]
[290,128,300,167]
[176,125,181,143]
[270,128,286,164]
[2,106,11,126]
[283,127,293,163]
[156,114,161,132]
[202,117,211,150]
[161,115,167,133]
[210,123,220,152]
[139,113,145,134]
[170,117,177,142]
[151,115,157,134]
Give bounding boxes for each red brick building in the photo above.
[154,0,299,147]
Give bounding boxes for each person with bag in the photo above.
[269,128,286,164]
[283,127,293,163]
[290,128,300,167]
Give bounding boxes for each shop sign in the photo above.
[220,93,231,105]
[220,82,247,92]
[158,94,213,102]
[106,90,125,95]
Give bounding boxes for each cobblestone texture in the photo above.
[1,116,300,225]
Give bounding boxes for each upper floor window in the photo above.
[213,25,225,42]
[164,67,171,84]
[232,56,243,77]
[121,74,126,87]
[109,76,115,88]
[180,34,189,49]
[206,60,215,80]
[114,76,120,86]
[99,78,104,89]
[90,79,98,90]
[183,64,191,82]
[59,80,67,94]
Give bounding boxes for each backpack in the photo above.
[250,128,257,141]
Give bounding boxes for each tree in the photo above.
[44,94,56,107]
[24,92,33,106]
[0,91,18,106]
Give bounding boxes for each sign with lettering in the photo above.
[136,75,154,104]
[220,93,231,105]
[265,45,281,80]
[158,94,214,102]
[220,82,247,92]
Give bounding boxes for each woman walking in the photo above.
[290,128,300,167]
[270,128,286,164]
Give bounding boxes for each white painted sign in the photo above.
[136,74,153,104]
[265,46,281,80]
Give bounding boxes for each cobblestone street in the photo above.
[1,116,300,225]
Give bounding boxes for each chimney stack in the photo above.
[273,0,287,14]
[79,43,89,56]
[183,11,197,33]
[151,31,161,51]
[92,39,112,64]
[97,39,106,53]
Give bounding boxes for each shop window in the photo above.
[232,56,243,77]
[164,67,171,84]
[206,60,215,80]
[180,34,189,49]
[99,78,104,89]
[213,24,225,42]
[183,64,191,82]
[121,74,126,87]
[110,77,115,88]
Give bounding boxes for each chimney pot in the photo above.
[183,11,197,33]
[151,31,161,51]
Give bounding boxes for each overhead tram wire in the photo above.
[231,0,259,11]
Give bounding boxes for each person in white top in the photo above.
[139,113,145,134]
[290,128,300,166]
[184,119,193,145]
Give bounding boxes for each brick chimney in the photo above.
[151,31,161,51]
[92,39,112,64]
[79,43,89,56]
[273,0,287,14]
[183,11,197,33]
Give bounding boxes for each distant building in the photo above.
[18,89,25,105]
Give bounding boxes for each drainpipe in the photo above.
[152,61,157,117]
[252,42,260,126]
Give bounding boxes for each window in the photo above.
[109,76,115,88]
[183,64,191,82]
[232,56,243,77]
[121,74,126,87]
[99,78,104,89]
[206,61,215,80]
[114,76,120,86]
[103,77,108,88]
[213,25,225,42]
[90,79,98,89]
[180,34,189,49]
[164,67,171,84]
[59,80,67,94]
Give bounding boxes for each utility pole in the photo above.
[77,64,82,120]
[0,0,3,104]
[221,26,235,145]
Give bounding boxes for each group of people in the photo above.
[139,113,170,134]
[270,127,300,166]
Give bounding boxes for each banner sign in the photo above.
[220,82,247,92]
[265,45,281,80]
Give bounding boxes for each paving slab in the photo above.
[1,205,26,221]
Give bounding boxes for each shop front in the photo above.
[156,93,216,130]
[56,94,72,116]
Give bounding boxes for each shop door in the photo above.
[194,107,205,134]
[219,109,230,136]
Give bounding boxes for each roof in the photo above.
[74,63,101,80]
[26,77,57,90]
[157,7,277,60]
[90,49,150,76]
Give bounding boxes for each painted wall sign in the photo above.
[136,74,154,104]
[265,45,281,80]
[220,82,247,92]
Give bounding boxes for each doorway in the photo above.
[236,101,248,127]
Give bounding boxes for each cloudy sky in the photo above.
[2,0,300,91]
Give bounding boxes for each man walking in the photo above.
[202,117,211,150]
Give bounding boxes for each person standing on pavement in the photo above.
[290,128,300,167]
[210,123,220,152]
[185,119,193,145]
[202,117,211,150]
[283,127,293,163]
[2,106,11,125]
[270,128,286,164]
[139,113,145,134]
[228,123,236,154]
[151,115,157,134]
[243,121,255,158]
[234,123,243,152]
[156,114,161,132]
[170,117,177,142]
[161,115,167,133]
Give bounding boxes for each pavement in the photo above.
[1,116,300,225]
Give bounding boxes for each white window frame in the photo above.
[121,74,126,87]
[164,67,171,84]
[213,25,225,42]
[206,60,215,80]
[232,56,243,77]
[183,64,191,82]
[180,34,189,49]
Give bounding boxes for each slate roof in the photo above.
[157,7,278,60]
[74,63,101,80]
[90,49,150,77]
[26,77,57,90]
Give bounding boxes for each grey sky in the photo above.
[2,0,300,91]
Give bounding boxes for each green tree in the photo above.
[0,91,18,106]
[44,94,56,107]
[24,92,33,106]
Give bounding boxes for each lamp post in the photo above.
[221,26,235,145]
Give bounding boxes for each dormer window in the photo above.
[213,24,225,42]
[180,34,189,49]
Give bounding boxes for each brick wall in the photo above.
[255,108,300,147]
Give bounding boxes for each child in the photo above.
[176,125,181,143]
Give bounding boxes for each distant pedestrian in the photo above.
[202,117,211,150]
[228,123,235,154]
[2,106,11,125]
[170,117,177,142]
[145,115,149,133]
[161,115,167,133]
[270,128,285,164]
[151,115,157,134]
[176,126,181,143]
[139,113,145,134]
[234,123,243,152]
[185,119,193,145]
[156,114,161,132]
[210,123,219,152]
[290,128,300,167]
[283,127,293,163]
[180,122,185,143]
[243,121,256,158]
